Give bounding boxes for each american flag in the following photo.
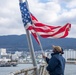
[19,2,71,44]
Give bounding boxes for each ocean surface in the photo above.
[0,64,76,75]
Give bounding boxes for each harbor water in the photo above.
[0,64,76,75]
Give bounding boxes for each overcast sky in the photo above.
[0,0,76,38]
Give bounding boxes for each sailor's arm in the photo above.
[42,53,50,64]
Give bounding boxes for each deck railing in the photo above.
[9,64,48,75]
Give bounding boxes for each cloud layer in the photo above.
[0,0,76,38]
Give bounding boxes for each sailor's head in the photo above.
[52,45,64,54]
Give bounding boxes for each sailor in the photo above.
[42,45,65,75]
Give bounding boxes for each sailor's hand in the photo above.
[42,53,47,58]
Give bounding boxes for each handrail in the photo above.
[9,64,49,75]
[10,66,37,75]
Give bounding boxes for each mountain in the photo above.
[0,34,76,51]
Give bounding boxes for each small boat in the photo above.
[0,61,18,67]
[10,61,18,67]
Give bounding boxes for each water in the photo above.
[0,64,76,75]
[0,64,33,75]
[65,64,76,75]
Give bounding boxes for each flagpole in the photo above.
[19,0,39,75]
[37,35,44,54]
